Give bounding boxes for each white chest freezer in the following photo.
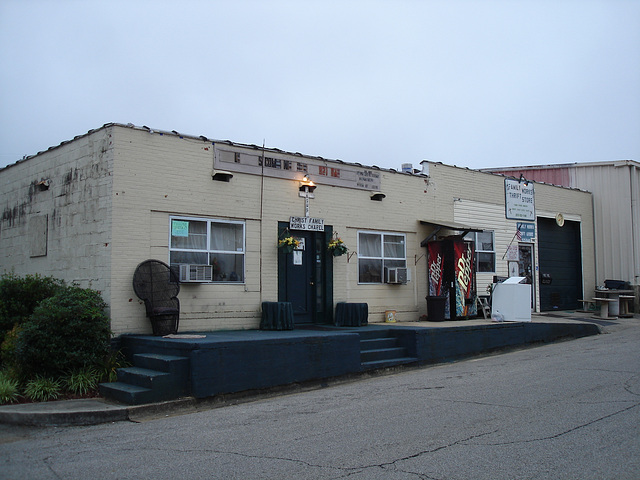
[491,276,532,322]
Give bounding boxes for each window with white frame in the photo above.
[169,217,245,282]
[358,231,406,283]
[465,231,495,273]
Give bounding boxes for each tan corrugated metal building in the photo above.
[483,162,640,297]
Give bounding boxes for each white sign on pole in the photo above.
[289,216,325,231]
[505,179,535,221]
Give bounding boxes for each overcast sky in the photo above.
[1,0,638,171]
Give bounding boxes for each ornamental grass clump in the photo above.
[24,376,62,402]
[64,368,101,396]
[0,371,19,404]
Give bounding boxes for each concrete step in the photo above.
[98,382,154,405]
[133,353,189,375]
[100,353,190,405]
[357,329,395,340]
[116,367,173,390]
[361,347,408,363]
[361,356,418,371]
[360,337,397,350]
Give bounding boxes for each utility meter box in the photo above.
[491,276,531,322]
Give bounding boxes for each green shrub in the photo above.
[64,368,101,395]
[24,376,62,402]
[0,272,64,341]
[0,324,21,372]
[15,286,112,379]
[0,371,20,404]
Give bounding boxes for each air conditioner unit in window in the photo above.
[385,267,408,284]
[179,264,213,283]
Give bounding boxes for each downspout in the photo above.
[259,140,265,304]
[591,192,599,286]
[630,164,639,286]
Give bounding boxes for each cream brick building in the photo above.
[0,124,596,335]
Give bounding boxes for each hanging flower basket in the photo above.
[278,236,300,254]
[328,237,348,257]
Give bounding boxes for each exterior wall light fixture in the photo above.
[298,175,317,217]
[212,169,233,182]
[299,175,317,192]
[36,179,51,191]
[519,174,530,186]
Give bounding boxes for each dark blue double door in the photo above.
[278,223,333,325]
[538,217,583,310]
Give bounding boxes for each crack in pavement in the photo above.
[158,430,500,478]
[94,375,640,479]
[478,401,640,446]
[126,400,639,479]
[163,447,354,474]
[368,401,640,478]
[43,456,64,480]
[410,397,522,409]
[624,374,640,397]
[371,429,500,470]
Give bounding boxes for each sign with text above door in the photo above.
[516,222,535,242]
[289,216,325,231]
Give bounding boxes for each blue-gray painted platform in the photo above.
[116,318,601,400]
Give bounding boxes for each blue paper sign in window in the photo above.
[172,220,189,237]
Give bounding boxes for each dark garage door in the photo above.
[538,217,583,311]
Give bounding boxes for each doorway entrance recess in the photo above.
[277,222,333,325]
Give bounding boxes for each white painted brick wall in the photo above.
[1,126,596,335]
[0,129,114,311]
[107,127,438,331]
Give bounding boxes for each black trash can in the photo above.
[426,296,447,322]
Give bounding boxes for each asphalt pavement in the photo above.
[0,310,632,427]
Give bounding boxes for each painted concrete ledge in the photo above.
[396,321,601,364]
[118,321,601,399]
[0,321,601,427]
[120,329,362,398]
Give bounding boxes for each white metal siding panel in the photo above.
[633,166,640,286]
[430,162,595,310]
[572,164,635,284]
[491,162,638,286]
[454,200,522,302]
